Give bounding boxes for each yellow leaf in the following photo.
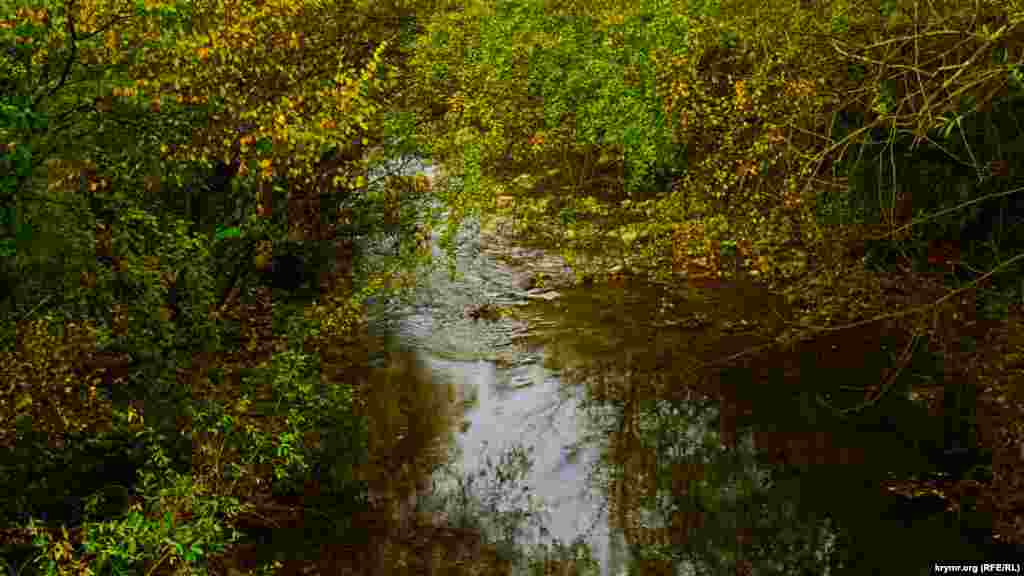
[15,393,32,411]
[355,175,365,188]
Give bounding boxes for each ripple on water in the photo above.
[363,201,627,574]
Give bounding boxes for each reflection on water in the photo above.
[515,274,1014,574]
[356,157,1014,575]
[366,195,629,574]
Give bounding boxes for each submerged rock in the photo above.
[525,289,560,301]
[466,303,503,322]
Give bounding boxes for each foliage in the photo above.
[406,0,806,279]
[245,347,364,487]
[6,0,1024,572]
[826,94,1024,318]
[8,330,370,576]
[404,0,1024,287]
[0,318,116,448]
[20,428,246,576]
[0,0,426,574]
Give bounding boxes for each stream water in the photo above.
[356,159,1016,575]
[363,162,629,574]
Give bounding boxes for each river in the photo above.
[362,159,629,575]
[354,158,1014,575]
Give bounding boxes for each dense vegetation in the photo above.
[1,0,448,573]
[2,0,1023,573]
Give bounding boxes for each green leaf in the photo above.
[214,226,241,241]
[941,116,960,140]
[255,138,273,155]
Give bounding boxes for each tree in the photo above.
[399,0,860,281]
[0,1,432,574]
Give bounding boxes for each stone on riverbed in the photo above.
[525,289,560,301]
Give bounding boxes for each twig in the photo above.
[819,332,921,415]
